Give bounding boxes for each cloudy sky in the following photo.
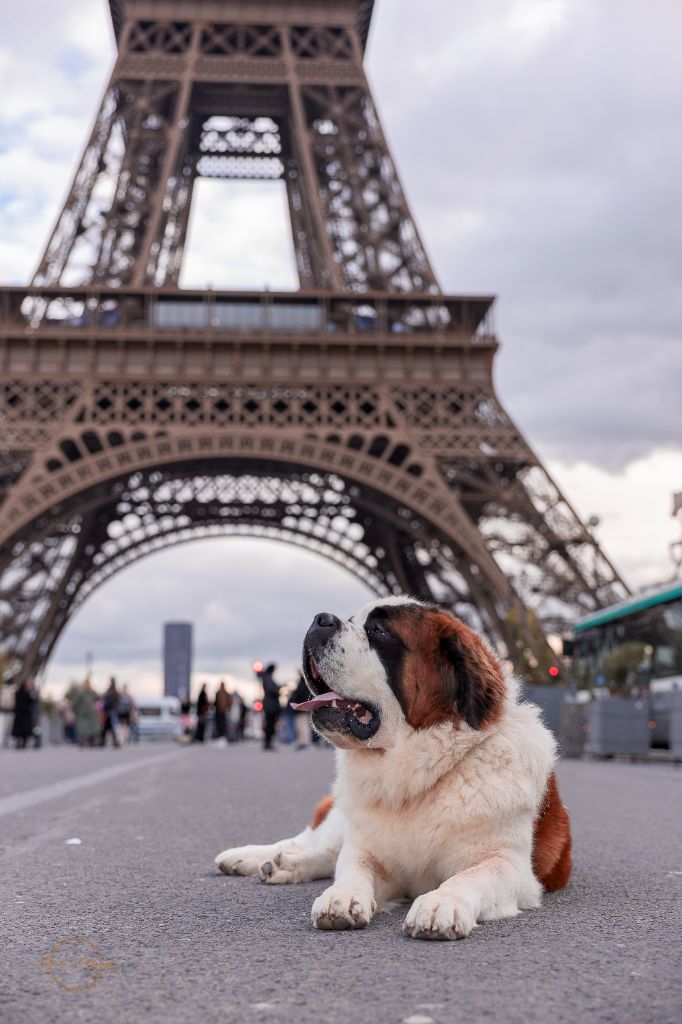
[1,0,680,695]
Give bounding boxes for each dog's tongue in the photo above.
[290,691,346,711]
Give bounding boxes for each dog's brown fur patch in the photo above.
[311,794,335,830]
[385,606,506,731]
[532,773,572,891]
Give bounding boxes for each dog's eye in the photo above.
[368,621,391,640]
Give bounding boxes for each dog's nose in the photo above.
[314,612,340,630]
[306,613,342,655]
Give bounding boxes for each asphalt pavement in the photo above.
[1,741,681,1024]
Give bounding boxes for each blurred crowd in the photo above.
[190,664,316,751]
[1,676,138,750]
[0,663,319,752]
[186,680,248,744]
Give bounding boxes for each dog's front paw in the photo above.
[215,845,267,877]
[258,849,306,885]
[311,886,376,931]
[403,890,476,941]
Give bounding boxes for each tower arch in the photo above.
[1,431,518,680]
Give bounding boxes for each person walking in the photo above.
[282,696,297,745]
[28,681,42,748]
[194,684,209,743]
[0,679,17,748]
[100,677,121,748]
[11,680,35,749]
[72,678,100,747]
[238,693,248,741]
[261,663,282,751]
[129,696,140,743]
[59,696,77,744]
[180,692,193,740]
[290,673,312,749]
[227,689,241,742]
[117,685,135,744]
[214,681,230,740]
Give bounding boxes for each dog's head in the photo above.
[297,597,505,750]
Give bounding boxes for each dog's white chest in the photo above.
[343,774,498,897]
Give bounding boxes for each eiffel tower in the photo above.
[0,0,627,683]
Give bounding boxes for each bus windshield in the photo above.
[572,583,682,692]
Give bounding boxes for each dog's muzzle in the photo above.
[305,612,342,660]
[298,612,381,742]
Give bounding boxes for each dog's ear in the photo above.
[437,623,504,729]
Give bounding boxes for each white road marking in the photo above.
[0,751,180,819]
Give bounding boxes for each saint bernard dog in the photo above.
[215,597,572,940]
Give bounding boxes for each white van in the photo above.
[136,696,182,740]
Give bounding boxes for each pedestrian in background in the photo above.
[227,689,241,742]
[117,685,136,744]
[282,694,297,745]
[290,673,312,750]
[73,678,100,747]
[0,679,17,748]
[128,692,140,742]
[11,679,35,749]
[238,693,248,741]
[261,663,282,751]
[29,681,42,748]
[59,695,77,744]
[194,683,209,743]
[100,677,121,748]
[214,680,230,740]
[180,691,193,740]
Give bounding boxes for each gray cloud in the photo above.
[368,0,682,468]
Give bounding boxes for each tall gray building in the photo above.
[163,622,193,699]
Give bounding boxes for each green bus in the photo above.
[572,581,682,692]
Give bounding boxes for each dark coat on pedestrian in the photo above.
[196,686,209,717]
[290,675,310,710]
[103,682,119,716]
[261,665,281,715]
[12,682,35,740]
[215,684,231,715]
[194,685,210,743]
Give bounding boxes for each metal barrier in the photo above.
[519,685,674,759]
[584,698,650,757]
[664,691,682,759]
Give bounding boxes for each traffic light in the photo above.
[252,659,264,675]
[548,666,560,679]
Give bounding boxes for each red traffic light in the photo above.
[548,666,560,678]
[253,700,263,712]
[252,660,264,674]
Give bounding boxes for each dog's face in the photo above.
[299,597,505,750]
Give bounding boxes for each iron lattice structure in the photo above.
[0,0,627,681]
